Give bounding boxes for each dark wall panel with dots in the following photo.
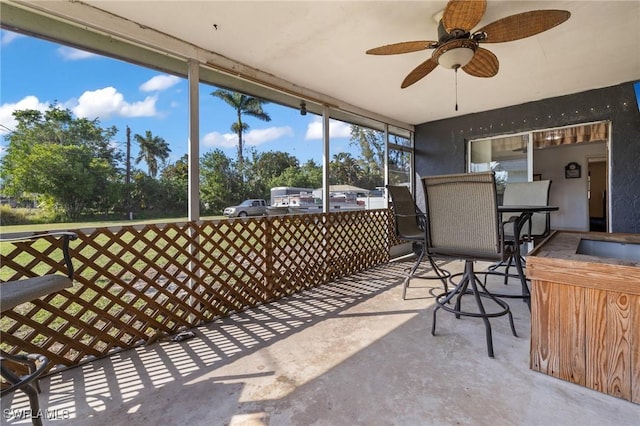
[414,81,640,233]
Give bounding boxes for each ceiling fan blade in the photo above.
[462,47,498,77]
[477,10,571,43]
[442,0,487,33]
[401,58,439,88]
[366,41,437,55]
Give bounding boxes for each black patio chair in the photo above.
[490,179,552,288]
[386,185,450,299]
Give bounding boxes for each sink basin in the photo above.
[576,238,640,262]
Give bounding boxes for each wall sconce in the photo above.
[300,101,307,116]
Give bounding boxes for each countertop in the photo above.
[529,230,640,267]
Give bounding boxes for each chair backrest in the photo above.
[421,172,503,260]
[502,180,552,237]
[386,185,422,240]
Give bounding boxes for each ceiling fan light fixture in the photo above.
[437,47,475,68]
[434,39,477,69]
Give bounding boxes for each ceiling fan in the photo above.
[366,0,570,89]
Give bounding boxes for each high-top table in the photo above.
[497,205,559,307]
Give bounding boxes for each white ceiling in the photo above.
[13,1,640,127]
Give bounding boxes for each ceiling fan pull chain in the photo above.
[454,66,459,111]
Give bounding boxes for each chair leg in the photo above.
[487,259,506,272]
[402,245,450,299]
[1,351,49,426]
[426,255,449,294]
[513,252,531,310]
[432,271,467,335]
[402,248,425,300]
[432,260,517,358]
[503,254,514,285]
[472,272,518,341]
[469,278,495,358]
[23,383,44,426]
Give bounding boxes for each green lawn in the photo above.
[0,215,227,235]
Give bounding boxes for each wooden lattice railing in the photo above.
[1,209,395,369]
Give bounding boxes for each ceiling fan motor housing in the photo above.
[437,20,470,43]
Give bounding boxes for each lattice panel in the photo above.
[196,219,269,315]
[325,210,390,278]
[1,210,393,369]
[268,213,332,297]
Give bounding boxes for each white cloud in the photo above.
[140,75,181,92]
[305,117,351,140]
[245,126,293,146]
[0,96,49,135]
[202,131,237,149]
[57,46,98,60]
[72,87,158,120]
[1,31,25,46]
[202,126,293,149]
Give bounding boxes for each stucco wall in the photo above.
[414,81,640,233]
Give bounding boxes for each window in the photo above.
[468,134,530,194]
[388,130,413,187]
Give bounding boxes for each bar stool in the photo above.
[421,173,517,358]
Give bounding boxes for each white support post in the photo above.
[384,124,389,203]
[187,59,200,321]
[188,59,200,221]
[322,106,330,213]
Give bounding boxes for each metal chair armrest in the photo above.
[0,351,49,396]
[0,232,77,279]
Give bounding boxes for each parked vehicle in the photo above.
[223,199,268,217]
[270,186,315,206]
[267,185,384,214]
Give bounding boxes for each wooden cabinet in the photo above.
[527,231,640,404]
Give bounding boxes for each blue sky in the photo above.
[0,29,358,166]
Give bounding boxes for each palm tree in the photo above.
[134,130,171,178]
[330,152,362,185]
[211,89,271,174]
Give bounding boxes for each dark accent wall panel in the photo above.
[415,81,640,233]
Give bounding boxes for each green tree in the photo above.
[268,160,323,190]
[330,152,362,185]
[134,130,171,178]
[160,154,189,184]
[246,150,299,199]
[0,105,120,219]
[211,89,271,175]
[159,154,189,216]
[350,125,385,189]
[128,169,187,218]
[300,159,323,189]
[200,149,240,213]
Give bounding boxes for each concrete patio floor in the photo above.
[2,257,639,425]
